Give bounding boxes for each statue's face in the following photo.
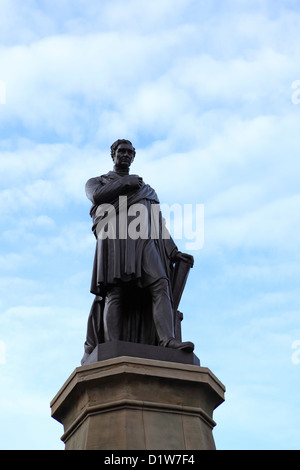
[114,143,135,169]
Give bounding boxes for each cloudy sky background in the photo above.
[1,0,300,450]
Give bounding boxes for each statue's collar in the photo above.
[113,166,129,176]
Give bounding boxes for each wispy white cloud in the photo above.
[1,0,298,148]
[206,193,300,251]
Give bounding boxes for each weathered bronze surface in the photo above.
[82,140,195,364]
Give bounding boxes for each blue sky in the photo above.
[1,0,300,450]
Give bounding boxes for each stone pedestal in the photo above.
[50,348,225,450]
[81,340,201,366]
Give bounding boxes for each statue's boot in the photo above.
[166,338,194,353]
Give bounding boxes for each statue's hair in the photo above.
[110,139,136,161]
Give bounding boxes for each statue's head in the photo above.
[111,139,136,169]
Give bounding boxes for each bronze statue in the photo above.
[81,139,195,364]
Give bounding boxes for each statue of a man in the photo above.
[81,139,194,363]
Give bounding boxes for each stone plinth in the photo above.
[50,353,225,450]
[82,340,200,366]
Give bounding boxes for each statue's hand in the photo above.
[172,251,194,267]
[122,175,143,191]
